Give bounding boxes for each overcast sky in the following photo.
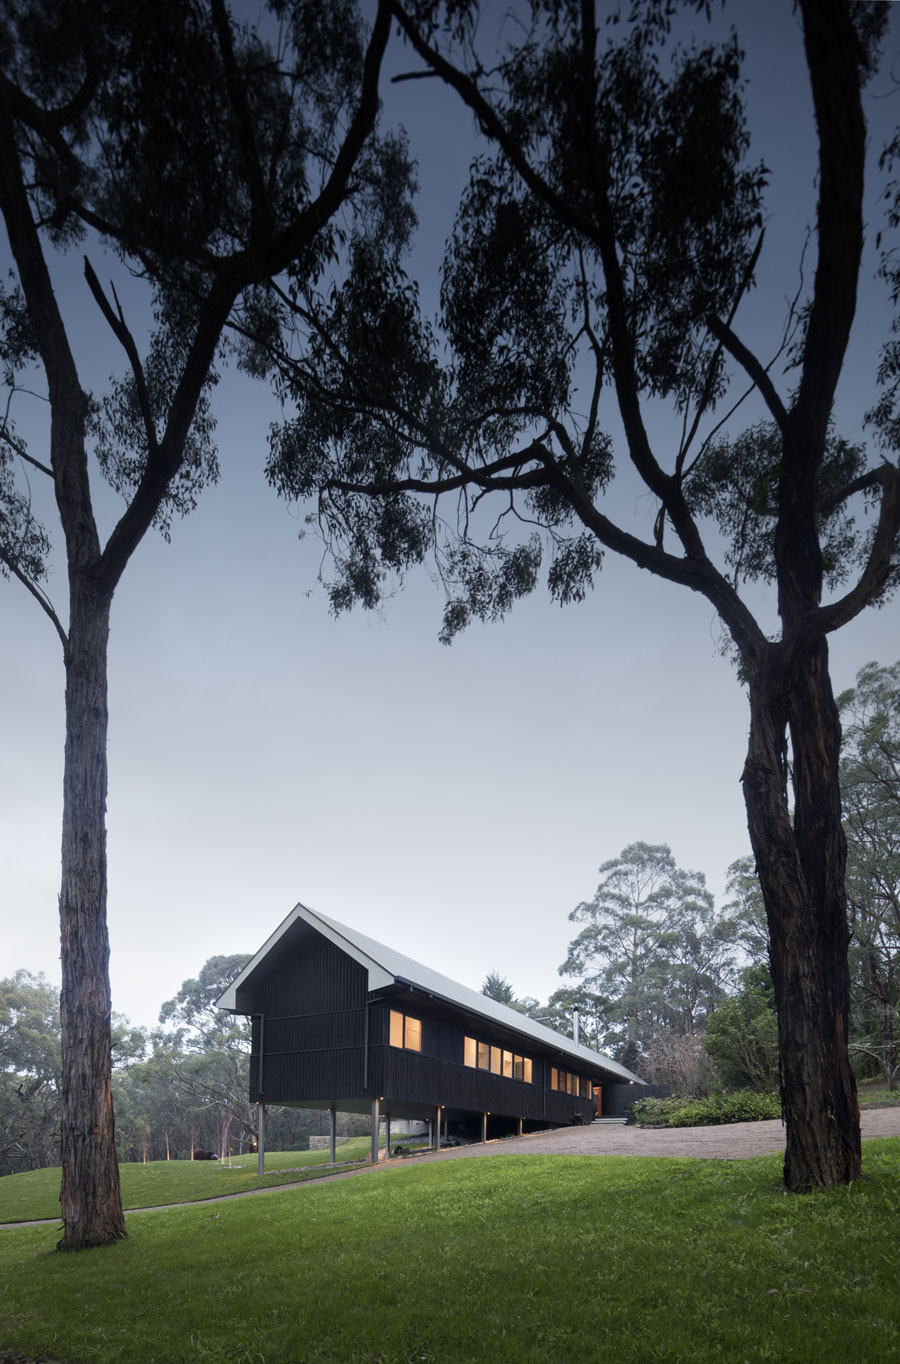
[3,1,899,1035]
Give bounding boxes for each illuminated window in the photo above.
[389,1010,421,1052]
[390,1010,403,1047]
[463,1033,534,1082]
[551,1067,558,1091]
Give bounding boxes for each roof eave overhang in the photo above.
[216,903,395,1011]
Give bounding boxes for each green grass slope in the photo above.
[0,1142,374,1223]
[2,1142,899,1364]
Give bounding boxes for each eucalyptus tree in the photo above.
[0,971,61,1174]
[722,855,771,972]
[839,661,900,1088]
[558,843,727,1069]
[157,955,256,1152]
[703,964,780,1094]
[0,0,404,1247]
[480,971,517,1005]
[264,0,900,1189]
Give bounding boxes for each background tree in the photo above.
[558,843,731,1071]
[642,1032,716,1098]
[722,856,771,972]
[480,971,543,1019]
[703,964,780,1094]
[839,661,900,1089]
[0,971,61,1174]
[265,0,900,1188]
[543,984,608,1052]
[480,971,517,1005]
[157,954,256,1155]
[0,0,400,1246]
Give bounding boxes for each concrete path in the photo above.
[4,1107,899,1230]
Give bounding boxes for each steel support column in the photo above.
[370,1097,380,1164]
[329,1105,337,1165]
[257,1102,265,1176]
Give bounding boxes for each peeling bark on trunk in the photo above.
[743,641,861,1192]
[57,586,126,1249]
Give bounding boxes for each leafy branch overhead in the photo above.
[0,0,408,610]
[263,0,900,1193]
[0,0,406,1249]
[266,1,900,662]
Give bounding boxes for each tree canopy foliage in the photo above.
[0,0,404,1247]
[263,0,900,1191]
[0,958,372,1176]
[839,660,900,1089]
[558,842,735,1071]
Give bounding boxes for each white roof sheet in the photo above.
[218,902,643,1085]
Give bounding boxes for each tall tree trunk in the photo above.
[743,642,860,1192]
[57,585,126,1249]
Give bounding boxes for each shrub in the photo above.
[633,1090,781,1128]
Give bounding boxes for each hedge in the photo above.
[632,1090,781,1128]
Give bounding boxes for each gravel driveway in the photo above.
[404,1106,900,1163]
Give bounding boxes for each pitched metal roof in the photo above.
[218,901,643,1085]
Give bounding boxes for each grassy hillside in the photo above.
[0,1141,375,1223]
[1,1141,899,1363]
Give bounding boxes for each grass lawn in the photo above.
[858,1081,900,1108]
[0,1142,375,1224]
[1,1140,899,1363]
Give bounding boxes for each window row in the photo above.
[389,1010,422,1052]
[390,1013,591,1101]
[550,1067,592,1100]
[464,1036,533,1084]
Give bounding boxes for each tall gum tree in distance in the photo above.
[559,842,730,1069]
[0,0,402,1247]
[838,661,900,1088]
[264,0,900,1189]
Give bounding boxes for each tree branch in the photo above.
[0,545,67,651]
[798,463,900,645]
[678,230,766,476]
[326,444,553,499]
[209,0,269,239]
[0,86,100,567]
[706,314,788,431]
[0,74,82,192]
[83,259,159,462]
[791,0,866,453]
[0,420,53,477]
[817,466,890,518]
[265,0,392,276]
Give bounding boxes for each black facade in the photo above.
[222,906,643,1135]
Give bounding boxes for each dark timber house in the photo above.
[217,903,644,1165]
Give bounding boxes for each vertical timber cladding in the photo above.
[249,923,368,1104]
[368,1002,595,1123]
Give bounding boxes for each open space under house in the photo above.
[217,904,644,1166]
